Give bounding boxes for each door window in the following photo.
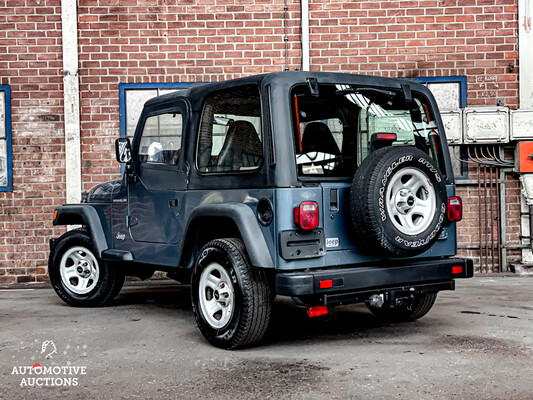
[138,112,183,165]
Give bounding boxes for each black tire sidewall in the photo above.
[49,230,118,307]
[353,147,447,256]
[191,241,244,348]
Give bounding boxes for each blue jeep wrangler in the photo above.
[49,72,473,349]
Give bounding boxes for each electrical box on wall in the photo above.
[463,107,509,144]
[510,109,533,140]
[516,141,533,173]
[441,110,462,144]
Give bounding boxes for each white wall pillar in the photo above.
[519,0,533,109]
[301,0,310,71]
[61,0,81,204]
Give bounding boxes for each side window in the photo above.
[138,112,183,165]
[197,85,262,173]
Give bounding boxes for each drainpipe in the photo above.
[61,0,82,204]
[301,0,310,71]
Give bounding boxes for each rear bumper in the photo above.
[275,257,473,303]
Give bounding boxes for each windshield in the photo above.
[291,83,444,178]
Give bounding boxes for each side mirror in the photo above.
[115,138,132,164]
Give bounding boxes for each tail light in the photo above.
[447,196,462,222]
[294,201,319,230]
[374,132,397,141]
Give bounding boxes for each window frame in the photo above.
[0,85,13,192]
[414,76,467,108]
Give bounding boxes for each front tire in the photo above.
[191,238,272,349]
[49,229,125,307]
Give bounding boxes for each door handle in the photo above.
[330,189,338,211]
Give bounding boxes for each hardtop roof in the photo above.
[143,71,429,110]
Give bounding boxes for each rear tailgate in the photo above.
[321,181,458,258]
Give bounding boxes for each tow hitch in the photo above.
[366,288,417,309]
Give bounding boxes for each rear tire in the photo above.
[49,229,125,307]
[367,292,438,323]
[191,238,272,349]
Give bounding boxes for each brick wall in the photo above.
[0,0,66,283]
[308,0,519,107]
[0,0,522,283]
[76,0,302,190]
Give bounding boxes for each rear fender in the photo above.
[179,203,274,269]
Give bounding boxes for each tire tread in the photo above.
[191,238,272,350]
[350,146,446,256]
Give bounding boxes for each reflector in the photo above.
[307,306,328,318]
[452,266,463,274]
[319,279,333,289]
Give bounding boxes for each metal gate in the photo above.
[477,165,501,273]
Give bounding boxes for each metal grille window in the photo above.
[0,86,12,192]
[118,83,199,139]
[196,85,263,173]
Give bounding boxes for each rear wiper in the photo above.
[336,87,396,97]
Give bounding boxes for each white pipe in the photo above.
[61,0,82,204]
[519,0,533,108]
[301,0,310,71]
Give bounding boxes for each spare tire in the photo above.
[350,146,447,257]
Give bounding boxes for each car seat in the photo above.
[217,120,262,171]
[301,122,340,155]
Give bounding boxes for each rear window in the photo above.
[291,83,444,178]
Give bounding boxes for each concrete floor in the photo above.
[1,276,532,400]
